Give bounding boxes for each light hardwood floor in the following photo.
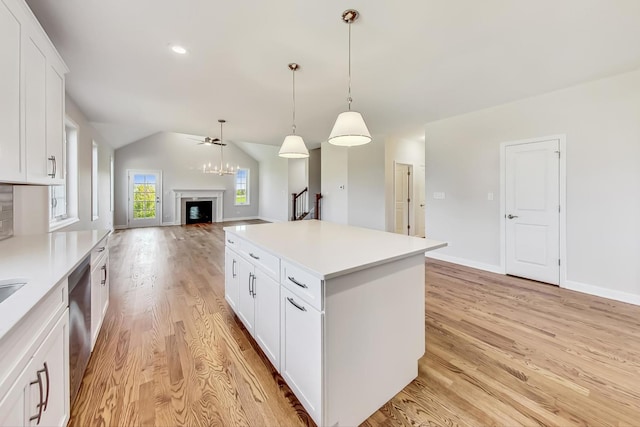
[70,222,640,426]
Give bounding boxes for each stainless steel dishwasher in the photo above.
[68,256,91,405]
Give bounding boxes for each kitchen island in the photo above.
[224,220,446,426]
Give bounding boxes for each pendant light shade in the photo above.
[329,9,371,147]
[279,134,309,158]
[328,111,371,146]
[279,63,309,158]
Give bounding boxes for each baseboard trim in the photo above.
[425,252,503,274]
[161,222,177,226]
[114,225,128,230]
[563,280,640,306]
[222,216,260,222]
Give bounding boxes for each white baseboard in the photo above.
[563,280,640,306]
[161,221,177,226]
[425,252,503,274]
[222,216,259,222]
[114,224,127,230]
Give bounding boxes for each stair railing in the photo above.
[291,187,308,221]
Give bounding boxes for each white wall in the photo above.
[62,95,114,231]
[348,139,386,231]
[321,142,348,225]
[384,135,426,234]
[425,68,640,302]
[308,148,321,218]
[114,132,259,227]
[321,139,386,230]
[253,144,289,223]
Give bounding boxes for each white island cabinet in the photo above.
[224,220,446,426]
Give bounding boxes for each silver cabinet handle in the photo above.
[48,156,56,178]
[287,276,308,289]
[249,272,254,296]
[101,265,107,285]
[29,362,49,424]
[287,297,307,312]
[227,239,234,244]
[97,246,106,252]
[232,259,237,278]
[249,253,260,260]
[507,214,519,219]
[252,274,256,298]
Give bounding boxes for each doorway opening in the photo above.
[127,170,162,228]
[394,163,412,236]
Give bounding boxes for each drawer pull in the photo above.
[287,297,307,312]
[287,276,308,289]
[227,239,234,244]
[249,253,260,260]
[97,246,106,252]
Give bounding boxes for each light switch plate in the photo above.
[433,192,445,200]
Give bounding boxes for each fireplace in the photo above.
[173,189,224,225]
[185,200,213,224]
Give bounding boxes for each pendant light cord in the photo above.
[347,21,352,111]
[219,121,224,170]
[292,67,297,134]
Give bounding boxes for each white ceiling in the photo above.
[27,0,640,149]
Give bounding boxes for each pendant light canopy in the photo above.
[202,119,239,175]
[279,63,309,158]
[328,9,371,147]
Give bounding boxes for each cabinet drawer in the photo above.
[281,261,323,311]
[239,240,280,281]
[225,232,240,250]
[90,236,109,265]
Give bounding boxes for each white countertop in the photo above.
[0,229,110,341]
[224,220,447,279]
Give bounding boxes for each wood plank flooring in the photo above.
[70,222,640,426]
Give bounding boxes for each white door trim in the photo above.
[499,134,567,287]
[393,162,413,236]
[127,169,163,227]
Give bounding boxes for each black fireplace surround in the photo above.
[185,200,213,224]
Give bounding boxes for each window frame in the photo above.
[49,117,79,231]
[234,168,250,206]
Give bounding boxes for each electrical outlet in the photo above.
[487,192,494,201]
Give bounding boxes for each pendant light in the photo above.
[279,63,309,158]
[202,119,239,175]
[328,9,371,147]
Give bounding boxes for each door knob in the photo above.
[507,214,518,219]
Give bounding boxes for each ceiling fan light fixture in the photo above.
[329,9,372,147]
[279,63,309,158]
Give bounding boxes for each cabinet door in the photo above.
[90,264,102,349]
[46,63,65,184]
[281,288,322,423]
[254,270,280,370]
[24,32,48,183]
[100,255,109,318]
[0,0,24,182]
[0,367,27,427]
[224,248,239,311]
[28,311,69,427]
[236,257,255,335]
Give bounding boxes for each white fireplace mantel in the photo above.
[174,189,225,224]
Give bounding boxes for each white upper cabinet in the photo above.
[0,0,68,185]
[0,0,24,182]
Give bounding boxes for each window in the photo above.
[92,141,99,220]
[49,118,79,230]
[235,168,250,205]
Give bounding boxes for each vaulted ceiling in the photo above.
[27,0,640,149]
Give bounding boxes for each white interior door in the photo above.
[505,139,559,285]
[394,163,411,235]
[128,170,161,228]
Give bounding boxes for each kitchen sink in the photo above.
[0,279,27,304]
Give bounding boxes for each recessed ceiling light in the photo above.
[171,45,187,54]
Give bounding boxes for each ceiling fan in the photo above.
[190,136,221,145]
